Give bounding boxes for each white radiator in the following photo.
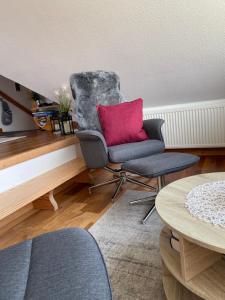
[143,99,225,148]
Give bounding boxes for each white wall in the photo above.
[0,75,35,132]
[0,0,225,107]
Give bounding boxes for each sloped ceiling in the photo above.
[0,0,225,106]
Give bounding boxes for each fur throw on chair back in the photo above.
[70,71,123,130]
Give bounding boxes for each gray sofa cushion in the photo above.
[122,152,200,177]
[0,240,32,300]
[0,228,112,300]
[108,139,165,163]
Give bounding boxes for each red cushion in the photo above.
[97,98,149,146]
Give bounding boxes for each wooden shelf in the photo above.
[0,158,86,220]
[0,130,79,170]
[162,263,202,300]
[160,227,225,300]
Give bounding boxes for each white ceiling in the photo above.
[0,0,225,107]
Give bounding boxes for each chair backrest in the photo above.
[70,71,123,130]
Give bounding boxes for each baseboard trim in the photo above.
[166,148,225,156]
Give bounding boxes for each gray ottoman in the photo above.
[122,152,200,223]
[0,228,112,300]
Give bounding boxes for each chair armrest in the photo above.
[143,118,165,141]
[76,130,109,169]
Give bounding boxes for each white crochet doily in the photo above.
[185,180,225,228]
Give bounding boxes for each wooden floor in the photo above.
[0,153,225,249]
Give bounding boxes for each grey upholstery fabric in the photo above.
[108,140,165,163]
[70,71,123,130]
[122,152,200,177]
[0,228,112,300]
[143,119,164,141]
[76,130,109,168]
[0,240,32,300]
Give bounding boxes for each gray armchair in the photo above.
[0,228,112,299]
[70,71,165,199]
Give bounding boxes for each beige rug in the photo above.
[89,190,166,300]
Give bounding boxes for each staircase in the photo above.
[0,89,32,117]
[0,81,35,132]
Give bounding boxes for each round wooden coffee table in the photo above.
[155,172,225,300]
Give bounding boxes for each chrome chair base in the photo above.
[88,166,156,201]
[89,167,165,224]
[129,175,166,224]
